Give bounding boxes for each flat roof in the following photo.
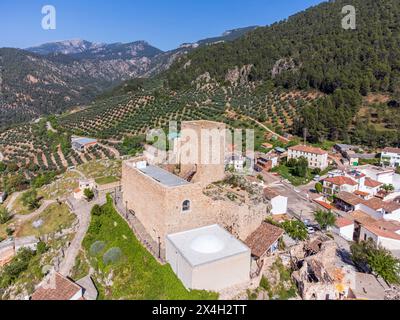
[72,137,97,145]
[139,165,190,187]
[167,224,250,267]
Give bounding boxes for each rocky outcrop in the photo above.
[271,58,299,78]
[225,65,253,86]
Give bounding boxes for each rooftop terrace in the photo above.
[139,164,191,187]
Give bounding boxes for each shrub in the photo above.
[315,182,323,194]
[0,249,35,288]
[90,241,106,256]
[0,207,12,225]
[103,247,123,265]
[36,241,48,254]
[21,189,40,210]
[314,210,336,230]
[6,228,14,237]
[84,188,95,201]
[281,220,308,241]
[92,204,103,216]
[351,239,400,284]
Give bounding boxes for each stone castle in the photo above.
[122,120,268,247]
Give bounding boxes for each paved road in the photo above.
[59,194,106,277]
[265,173,318,222]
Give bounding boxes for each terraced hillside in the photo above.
[0,79,316,179]
[0,119,118,177]
[60,83,317,139]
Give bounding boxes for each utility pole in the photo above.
[303,128,308,145]
[158,236,161,259]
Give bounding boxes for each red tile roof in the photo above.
[363,223,400,241]
[335,217,354,228]
[382,201,400,213]
[324,176,358,186]
[383,147,400,154]
[336,192,365,206]
[263,188,280,200]
[350,210,378,225]
[364,178,382,188]
[245,223,284,258]
[314,200,334,210]
[288,145,328,156]
[354,190,370,197]
[31,273,82,300]
[364,198,384,211]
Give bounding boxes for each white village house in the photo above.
[263,188,288,215]
[288,145,328,170]
[381,147,400,168]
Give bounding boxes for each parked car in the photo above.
[307,227,316,234]
[313,175,321,182]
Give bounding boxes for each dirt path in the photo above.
[59,194,106,277]
[46,121,57,133]
[245,116,290,143]
[57,145,69,168]
[14,200,57,223]
[68,168,86,180]
[6,191,22,211]
[98,142,121,159]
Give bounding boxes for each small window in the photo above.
[182,200,191,212]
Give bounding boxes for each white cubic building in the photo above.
[381,147,400,168]
[166,225,251,292]
[263,188,288,215]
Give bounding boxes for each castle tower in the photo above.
[179,121,226,186]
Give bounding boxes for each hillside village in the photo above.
[1,0,400,303]
[1,119,400,300]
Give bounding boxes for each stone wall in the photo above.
[122,160,269,247]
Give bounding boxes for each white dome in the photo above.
[190,235,225,254]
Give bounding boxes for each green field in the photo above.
[95,176,120,185]
[81,197,219,300]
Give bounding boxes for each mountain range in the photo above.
[0,26,258,127]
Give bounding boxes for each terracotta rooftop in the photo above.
[245,223,284,258]
[336,192,365,206]
[382,147,400,154]
[364,178,382,188]
[354,190,370,197]
[324,176,358,186]
[263,188,280,200]
[382,201,400,213]
[350,210,378,226]
[31,273,82,300]
[314,200,334,210]
[364,198,384,210]
[363,223,400,241]
[288,145,328,156]
[335,217,354,228]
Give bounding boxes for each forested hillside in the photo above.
[0,27,257,127]
[165,0,400,145]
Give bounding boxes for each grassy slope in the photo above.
[82,197,218,300]
[16,203,75,238]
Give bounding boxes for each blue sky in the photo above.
[0,0,325,51]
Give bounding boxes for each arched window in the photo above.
[182,200,191,212]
